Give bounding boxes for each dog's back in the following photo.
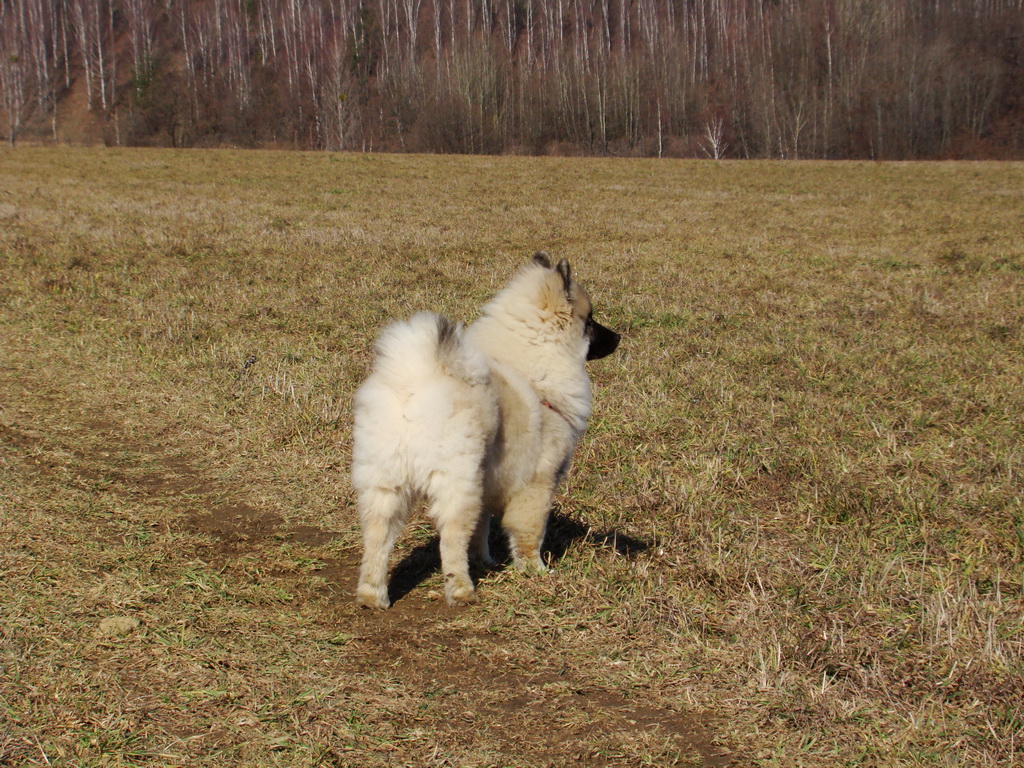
[352,311,496,495]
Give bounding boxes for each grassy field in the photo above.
[1,147,1022,767]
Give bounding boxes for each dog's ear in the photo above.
[556,259,572,296]
[535,256,574,317]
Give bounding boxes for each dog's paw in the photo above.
[446,588,479,607]
[513,554,548,573]
[445,578,478,607]
[356,583,391,610]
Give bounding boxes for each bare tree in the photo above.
[699,117,728,162]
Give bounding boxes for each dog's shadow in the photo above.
[387,509,651,606]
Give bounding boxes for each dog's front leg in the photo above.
[502,483,554,571]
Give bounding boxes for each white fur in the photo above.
[352,262,595,608]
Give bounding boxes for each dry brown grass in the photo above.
[1,147,1022,767]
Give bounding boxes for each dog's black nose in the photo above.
[587,321,620,361]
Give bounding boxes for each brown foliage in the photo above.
[1,0,1023,157]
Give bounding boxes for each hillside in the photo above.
[2,0,1024,157]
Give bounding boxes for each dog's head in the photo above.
[531,252,620,361]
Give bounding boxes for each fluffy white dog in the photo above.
[352,254,619,608]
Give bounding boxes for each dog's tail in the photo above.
[371,312,489,388]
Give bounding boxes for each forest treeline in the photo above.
[2,0,1023,158]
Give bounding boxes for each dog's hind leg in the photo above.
[502,483,555,571]
[428,483,482,607]
[356,487,410,609]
